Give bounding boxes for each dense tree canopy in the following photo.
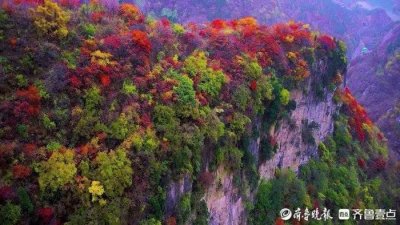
[0,1,396,225]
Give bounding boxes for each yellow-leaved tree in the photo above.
[31,0,70,39]
[36,149,77,192]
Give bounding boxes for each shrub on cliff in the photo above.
[252,106,390,224]
[250,170,309,225]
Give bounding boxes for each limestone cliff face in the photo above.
[203,81,338,225]
[165,175,192,217]
[259,87,337,179]
[166,82,338,225]
[205,168,245,225]
[165,167,246,225]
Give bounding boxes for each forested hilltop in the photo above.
[135,0,400,158]
[0,1,398,225]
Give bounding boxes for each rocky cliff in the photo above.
[259,85,336,180]
[167,75,340,225]
[205,167,244,225]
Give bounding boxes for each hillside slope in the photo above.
[347,23,400,158]
[0,1,398,225]
[137,0,394,55]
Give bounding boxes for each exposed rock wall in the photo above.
[166,82,338,224]
[259,88,337,179]
[205,168,245,225]
[165,168,246,225]
[165,175,192,217]
[204,82,338,225]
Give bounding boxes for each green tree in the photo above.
[253,76,274,114]
[67,197,130,225]
[17,188,34,214]
[249,180,273,225]
[333,117,352,148]
[139,218,162,225]
[249,170,309,225]
[216,146,243,171]
[153,105,180,144]
[229,112,251,136]
[108,113,136,140]
[198,69,226,97]
[80,23,96,38]
[122,79,138,96]
[84,86,103,110]
[193,200,209,225]
[173,73,196,106]
[318,143,333,163]
[42,114,56,130]
[300,160,330,196]
[37,149,77,192]
[0,9,9,41]
[203,109,225,142]
[183,51,208,77]
[74,86,103,139]
[148,186,166,220]
[177,194,191,224]
[279,88,290,106]
[46,141,62,152]
[93,149,133,197]
[233,85,251,111]
[0,202,21,225]
[244,60,263,80]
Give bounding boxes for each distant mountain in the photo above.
[347,23,400,158]
[328,0,399,19]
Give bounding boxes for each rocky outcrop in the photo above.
[165,168,246,225]
[203,80,338,225]
[259,88,337,179]
[165,175,192,217]
[205,168,245,225]
[165,88,338,224]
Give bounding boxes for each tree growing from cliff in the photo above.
[250,170,309,225]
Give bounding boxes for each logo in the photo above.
[280,208,292,221]
[339,209,350,220]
